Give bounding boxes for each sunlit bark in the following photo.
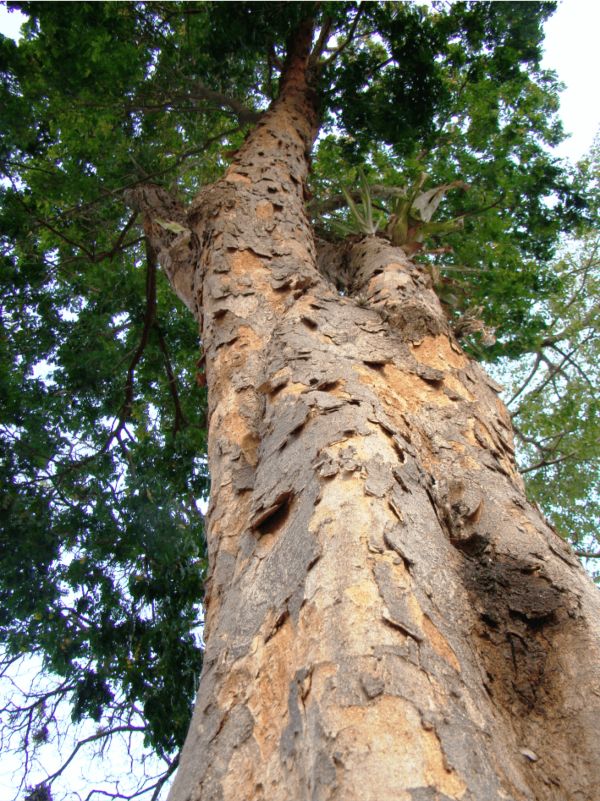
[155,19,600,801]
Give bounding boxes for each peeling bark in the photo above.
[162,18,600,801]
[124,183,199,314]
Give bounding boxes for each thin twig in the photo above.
[508,353,542,407]
[521,450,586,474]
[549,341,598,395]
[321,5,365,66]
[44,726,147,786]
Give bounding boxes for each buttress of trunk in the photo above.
[165,21,600,801]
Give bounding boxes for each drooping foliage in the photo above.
[499,144,599,573]
[0,2,597,798]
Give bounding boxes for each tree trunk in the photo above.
[156,21,600,801]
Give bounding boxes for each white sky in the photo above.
[541,0,600,160]
[0,1,598,799]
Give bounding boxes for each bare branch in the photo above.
[149,756,179,801]
[575,550,600,559]
[549,342,598,395]
[110,239,158,444]
[42,726,146,787]
[513,347,576,415]
[513,424,546,454]
[520,450,588,474]
[507,353,542,407]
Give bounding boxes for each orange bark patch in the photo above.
[352,366,412,435]
[209,483,252,549]
[308,471,369,534]
[444,374,475,402]
[278,237,313,266]
[222,751,257,801]
[277,381,309,398]
[228,250,286,312]
[255,199,274,220]
[327,380,351,399]
[333,696,467,799]
[241,430,260,466]
[229,249,268,276]
[208,402,259,472]
[354,362,452,411]
[247,615,296,763]
[214,406,252,450]
[464,418,495,450]
[380,364,452,409]
[422,615,461,673]
[345,579,381,609]
[225,171,252,185]
[449,443,482,472]
[411,335,468,370]
[217,663,254,710]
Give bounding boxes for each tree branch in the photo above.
[520,450,585,474]
[117,240,158,425]
[310,16,334,63]
[17,126,240,228]
[321,5,365,67]
[44,726,147,787]
[124,184,198,314]
[549,341,598,395]
[508,353,542,407]
[155,325,187,434]
[150,755,179,801]
[185,81,260,125]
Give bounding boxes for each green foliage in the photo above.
[311,0,580,358]
[333,170,383,237]
[0,0,217,774]
[0,1,597,797]
[494,149,599,570]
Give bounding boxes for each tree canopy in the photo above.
[0,2,597,799]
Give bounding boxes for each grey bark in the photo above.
[133,18,600,801]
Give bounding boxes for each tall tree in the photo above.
[1,3,598,800]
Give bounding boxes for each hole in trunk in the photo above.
[301,316,318,330]
[509,608,557,630]
[318,380,340,392]
[256,493,293,537]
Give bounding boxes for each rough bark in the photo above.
[146,19,600,801]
